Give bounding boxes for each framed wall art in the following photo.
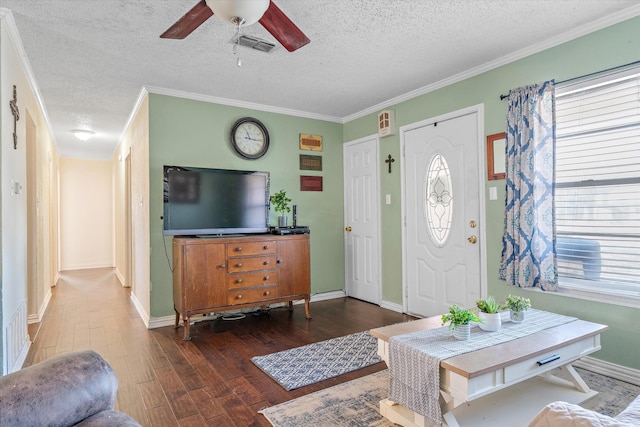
[487,132,506,180]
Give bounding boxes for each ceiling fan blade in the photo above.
[259,1,310,52]
[160,0,214,39]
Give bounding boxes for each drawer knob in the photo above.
[263,276,270,281]
[236,294,243,300]
[263,260,270,265]
[236,263,243,268]
[264,291,271,296]
[235,278,243,284]
[277,259,282,264]
[218,264,226,269]
[235,247,242,252]
[263,245,269,250]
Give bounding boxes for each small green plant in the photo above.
[269,190,292,215]
[476,296,502,314]
[441,305,481,330]
[504,294,531,312]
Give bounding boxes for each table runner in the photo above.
[388,309,577,424]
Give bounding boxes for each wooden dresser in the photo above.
[172,233,311,339]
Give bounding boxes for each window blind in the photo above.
[555,70,640,290]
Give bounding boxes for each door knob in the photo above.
[345,226,352,232]
[469,220,477,228]
[467,235,477,244]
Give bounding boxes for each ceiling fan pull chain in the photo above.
[232,17,245,67]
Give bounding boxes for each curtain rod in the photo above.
[499,59,640,100]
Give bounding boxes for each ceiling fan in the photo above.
[160,0,310,52]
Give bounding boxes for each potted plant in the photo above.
[270,190,292,227]
[504,294,531,323]
[441,305,481,340]
[476,296,503,332]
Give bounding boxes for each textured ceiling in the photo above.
[2,0,640,159]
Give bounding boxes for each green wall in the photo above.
[148,95,344,318]
[344,16,640,369]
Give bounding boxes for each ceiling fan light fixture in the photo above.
[205,0,269,27]
[72,129,95,141]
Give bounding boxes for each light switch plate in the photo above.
[489,187,498,200]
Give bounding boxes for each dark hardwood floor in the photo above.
[24,268,415,426]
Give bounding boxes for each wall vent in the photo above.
[230,35,277,53]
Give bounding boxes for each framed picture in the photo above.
[487,132,506,180]
[299,134,323,151]
[299,154,322,171]
[300,175,323,191]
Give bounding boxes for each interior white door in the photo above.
[343,136,381,304]
[403,111,482,317]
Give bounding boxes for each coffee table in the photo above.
[371,315,607,427]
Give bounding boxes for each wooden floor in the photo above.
[25,268,415,426]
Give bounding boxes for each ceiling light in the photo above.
[205,0,269,26]
[72,130,95,141]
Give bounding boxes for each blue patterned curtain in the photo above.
[499,81,558,291]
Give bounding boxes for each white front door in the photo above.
[402,107,485,317]
[343,136,381,304]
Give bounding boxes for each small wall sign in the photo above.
[299,134,323,151]
[300,175,323,191]
[299,154,322,171]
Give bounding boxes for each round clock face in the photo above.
[230,117,270,159]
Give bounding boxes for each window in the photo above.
[555,67,640,302]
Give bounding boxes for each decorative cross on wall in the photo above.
[385,154,395,174]
[9,85,20,149]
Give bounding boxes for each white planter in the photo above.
[510,309,526,323]
[452,323,471,340]
[478,312,501,332]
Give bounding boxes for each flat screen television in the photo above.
[163,166,270,236]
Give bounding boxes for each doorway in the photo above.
[401,106,486,317]
[343,135,381,304]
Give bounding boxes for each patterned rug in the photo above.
[251,331,382,391]
[260,368,640,426]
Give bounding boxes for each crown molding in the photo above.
[0,8,58,151]
[145,85,343,124]
[344,4,640,123]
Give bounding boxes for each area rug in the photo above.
[251,331,382,391]
[259,370,393,427]
[260,368,640,426]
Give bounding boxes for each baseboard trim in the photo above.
[148,315,175,329]
[379,300,403,313]
[130,293,150,328]
[575,356,640,386]
[311,290,347,302]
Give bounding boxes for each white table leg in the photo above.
[561,364,591,393]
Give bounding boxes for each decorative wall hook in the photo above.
[385,154,395,174]
[9,85,20,149]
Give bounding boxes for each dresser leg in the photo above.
[182,315,192,341]
[174,309,180,328]
[304,297,312,319]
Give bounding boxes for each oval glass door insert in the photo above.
[424,153,453,246]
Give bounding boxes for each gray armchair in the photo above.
[0,350,140,426]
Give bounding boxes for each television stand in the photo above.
[172,234,311,340]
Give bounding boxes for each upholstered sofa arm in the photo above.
[528,397,640,427]
[0,350,140,426]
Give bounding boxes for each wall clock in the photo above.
[230,117,270,159]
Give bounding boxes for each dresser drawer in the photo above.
[227,256,277,273]
[228,285,277,305]
[227,241,277,257]
[228,271,277,289]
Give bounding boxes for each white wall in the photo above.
[59,158,113,270]
[0,8,62,373]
